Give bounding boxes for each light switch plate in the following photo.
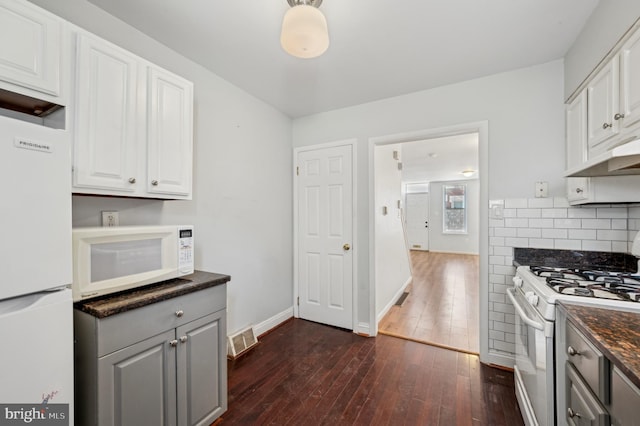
[489,200,504,219]
[535,182,548,198]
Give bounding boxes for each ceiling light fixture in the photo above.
[280,0,329,59]
[461,169,476,178]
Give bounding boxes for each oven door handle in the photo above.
[506,288,544,331]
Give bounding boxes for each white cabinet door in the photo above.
[565,91,591,203]
[73,33,140,192]
[0,0,61,96]
[619,29,640,132]
[147,67,193,198]
[587,58,619,155]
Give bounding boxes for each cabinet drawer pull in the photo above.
[602,122,612,129]
[575,188,583,194]
[175,310,184,318]
[151,180,159,186]
[179,335,188,343]
[567,407,581,418]
[567,346,581,356]
[614,113,625,120]
[128,177,136,184]
[169,339,178,347]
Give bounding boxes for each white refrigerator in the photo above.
[0,114,74,424]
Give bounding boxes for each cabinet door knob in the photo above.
[175,310,184,318]
[128,177,136,184]
[567,407,581,418]
[169,339,178,347]
[567,346,581,356]
[575,188,583,194]
[179,335,188,343]
[614,113,625,120]
[602,122,612,129]
[151,180,159,186]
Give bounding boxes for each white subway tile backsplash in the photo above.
[554,218,582,229]
[542,228,567,239]
[582,240,612,251]
[505,198,528,209]
[568,208,597,219]
[488,197,634,361]
[529,218,555,228]
[517,208,541,218]
[541,209,567,218]
[597,207,627,218]
[554,239,582,250]
[568,229,597,240]
[517,228,541,238]
[597,229,628,241]
[528,198,554,208]
[495,227,517,237]
[505,218,529,228]
[529,238,554,249]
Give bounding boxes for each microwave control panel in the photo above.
[178,228,194,274]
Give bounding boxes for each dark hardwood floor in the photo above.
[217,319,523,425]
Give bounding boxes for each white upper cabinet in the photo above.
[71,31,194,200]
[147,68,193,197]
[619,29,640,133]
[0,0,62,97]
[73,33,140,192]
[566,92,590,203]
[586,58,619,155]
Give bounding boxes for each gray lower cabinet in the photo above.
[75,284,227,426]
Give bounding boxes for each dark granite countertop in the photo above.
[74,270,230,318]
[559,302,640,389]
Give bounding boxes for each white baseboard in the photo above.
[428,249,480,255]
[354,322,372,336]
[376,275,412,323]
[253,306,294,337]
[482,350,515,369]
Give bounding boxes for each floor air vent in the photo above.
[227,327,259,359]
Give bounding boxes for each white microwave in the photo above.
[71,225,194,301]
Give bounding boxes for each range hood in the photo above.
[565,137,640,177]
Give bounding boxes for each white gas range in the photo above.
[508,240,640,426]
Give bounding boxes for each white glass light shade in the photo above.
[461,170,476,177]
[280,5,329,59]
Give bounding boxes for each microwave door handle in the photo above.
[506,288,544,331]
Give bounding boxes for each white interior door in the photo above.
[296,144,353,329]
[405,192,430,251]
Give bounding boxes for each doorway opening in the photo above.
[372,127,484,355]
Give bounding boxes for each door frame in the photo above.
[368,121,488,359]
[293,139,358,331]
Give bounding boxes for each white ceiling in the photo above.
[401,133,479,184]
[87,0,599,118]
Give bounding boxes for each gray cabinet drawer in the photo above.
[96,285,226,357]
[566,322,609,402]
[566,362,609,426]
[610,366,640,426]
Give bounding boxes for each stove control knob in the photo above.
[512,276,523,288]
[525,291,539,306]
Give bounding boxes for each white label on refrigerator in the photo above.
[14,137,54,153]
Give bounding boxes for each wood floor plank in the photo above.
[218,319,523,426]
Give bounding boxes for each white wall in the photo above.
[429,179,480,255]
[292,60,565,336]
[374,144,412,319]
[564,0,640,100]
[31,0,295,336]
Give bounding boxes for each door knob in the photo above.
[343,243,351,251]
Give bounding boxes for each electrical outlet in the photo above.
[535,182,548,198]
[102,211,119,227]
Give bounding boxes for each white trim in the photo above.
[485,350,516,369]
[354,322,372,337]
[253,307,294,337]
[293,139,358,331]
[376,276,412,323]
[368,121,489,364]
[427,249,480,256]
